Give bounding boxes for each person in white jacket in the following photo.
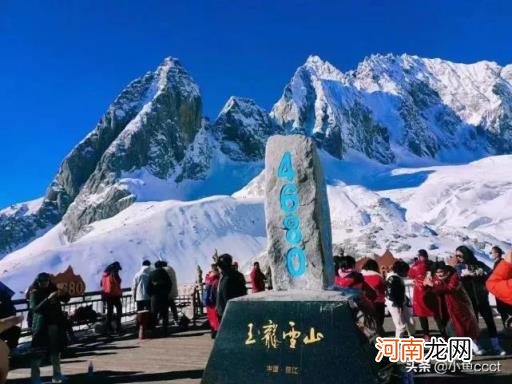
[132,260,152,311]
[162,261,179,323]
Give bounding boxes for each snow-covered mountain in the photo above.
[1,53,512,293]
[0,58,271,252]
[272,54,512,163]
[0,197,266,294]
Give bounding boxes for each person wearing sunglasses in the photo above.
[424,262,483,355]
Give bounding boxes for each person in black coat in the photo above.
[385,260,415,338]
[216,254,247,319]
[454,245,505,355]
[29,273,70,384]
[148,261,173,336]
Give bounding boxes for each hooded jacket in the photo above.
[132,265,152,302]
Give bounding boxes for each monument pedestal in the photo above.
[201,290,379,384]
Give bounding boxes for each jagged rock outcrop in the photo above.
[271,55,394,163]
[212,97,281,161]
[62,57,203,239]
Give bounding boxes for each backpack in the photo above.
[101,274,121,296]
[149,270,171,296]
[71,305,98,324]
[101,274,112,295]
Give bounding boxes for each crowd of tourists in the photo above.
[333,246,512,357]
[0,253,262,383]
[0,244,511,383]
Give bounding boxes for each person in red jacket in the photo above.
[334,256,376,319]
[204,264,221,338]
[249,262,266,293]
[425,262,484,355]
[101,261,123,336]
[487,249,512,329]
[361,259,386,336]
[408,249,438,340]
[335,257,375,297]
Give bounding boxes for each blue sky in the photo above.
[1,0,511,208]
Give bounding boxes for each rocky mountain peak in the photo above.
[61,57,203,240]
[302,54,346,82]
[219,96,258,115]
[154,56,200,99]
[213,96,280,161]
[272,53,512,163]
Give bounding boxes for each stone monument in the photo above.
[201,135,378,384]
[264,135,334,290]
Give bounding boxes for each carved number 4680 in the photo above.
[277,151,306,277]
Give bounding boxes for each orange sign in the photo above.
[355,250,397,276]
[50,266,86,297]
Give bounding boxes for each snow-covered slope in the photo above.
[0,197,266,296]
[379,155,512,243]
[235,152,512,258]
[2,153,510,295]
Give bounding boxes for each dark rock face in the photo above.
[62,57,203,239]
[0,57,205,249]
[271,57,395,164]
[264,135,334,291]
[0,201,59,256]
[47,71,159,215]
[213,97,280,161]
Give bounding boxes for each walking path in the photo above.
[7,319,512,383]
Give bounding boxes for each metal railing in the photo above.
[15,286,204,337]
